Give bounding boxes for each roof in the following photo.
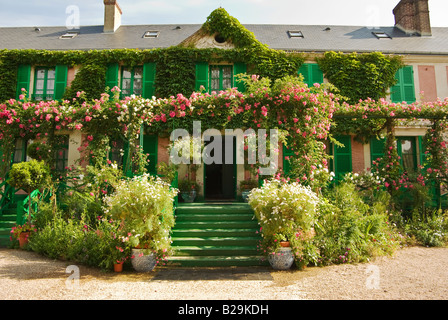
[1,23,448,55]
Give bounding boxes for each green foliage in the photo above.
[404,209,448,247]
[202,8,264,49]
[27,141,52,162]
[8,160,51,193]
[63,64,107,101]
[314,182,400,266]
[317,51,403,104]
[319,51,403,141]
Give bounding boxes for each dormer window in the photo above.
[60,31,79,39]
[372,31,391,39]
[288,30,304,38]
[143,31,159,38]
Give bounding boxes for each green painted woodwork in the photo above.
[16,64,31,100]
[283,143,294,176]
[233,62,247,92]
[333,135,352,181]
[370,137,386,166]
[195,62,209,92]
[390,66,416,104]
[169,203,267,267]
[298,63,324,87]
[142,62,156,99]
[105,63,119,92]
[54,65,68,100]
[143,134,158,175]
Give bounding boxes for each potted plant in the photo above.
[11,222,35,248]
[178,177,199,203]
[248,178,319,270]
[104,174,178,272]
[239,179,258,202]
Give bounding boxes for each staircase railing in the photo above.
[0,180,14,218]
[16,189,41,225]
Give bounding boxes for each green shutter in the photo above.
[370,137,386,166]
[105,63,119,92]
[195,62,209,92]
[143,134,158,175]
[142,62,156,99]
[283,143,294,176]
[418,136,428,169]
[334,135,352,181]
[298,63,323,87]
[310,64,324,85]
[391,66,415,104]
[16,64,31,100]
[233,62,247,93]
[298,63,309,84]
[54,65,68,100]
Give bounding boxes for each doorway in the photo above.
[203,135,236,201]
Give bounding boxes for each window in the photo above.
[372,31,391,39]
[397,137,417,172]
[288,31,304,38]
[143,31,159,38]
[210,65,233,92]
[33,67,56,101]
[13,139,27,163]
[109,139,125,168]
[60,31,78,39]
[121,66,143,97]
[54,136,69,172]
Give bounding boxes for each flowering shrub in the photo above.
[314,182,401,266]
[103,174,178,260]
[248,177,319,268]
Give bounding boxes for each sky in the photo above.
[0,0,447,28]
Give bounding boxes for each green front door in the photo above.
[143,134,158,175]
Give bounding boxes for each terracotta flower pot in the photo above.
[280,241,290,247]
[18,232,30,248]
[114,262,123,272]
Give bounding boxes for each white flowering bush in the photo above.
[248,178,319,268]
[103,174,178,257]
[342,171,384,190]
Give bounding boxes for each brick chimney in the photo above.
[103,0,122,33]
[393,0,431,36]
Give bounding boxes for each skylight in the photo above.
[288,30,304,38]
[60,31,78,39]
[143,31,160,38]
[372,31,391,39]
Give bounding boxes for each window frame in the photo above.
[120,66,144,97]
[209,65,233,92]
[54,135,69,173]
[33,66,56,101]
[396,136,418,172]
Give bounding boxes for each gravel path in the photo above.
[1,246,447,300]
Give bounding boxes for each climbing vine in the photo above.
[318,51,404,142]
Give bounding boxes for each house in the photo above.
[1,0,448,202]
